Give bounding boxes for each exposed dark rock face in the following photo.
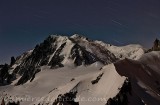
[70,44,101,66]
[14,36,67,74]
[22,36,57,67]
[13,36,59,84]
[15,66,41,85]
[48,42,66,68]
[0,62,16,85]
[0,64,9,84]
[52,91,79,105]
[91,73,104,85]
[106,78,132,105]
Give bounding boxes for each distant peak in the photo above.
[70,34,92,42]
[46,34,88,41]
[45,35,69,42]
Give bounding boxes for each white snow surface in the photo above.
[0,62,105,105]
[0,62,127,105]
[95,40,145,60]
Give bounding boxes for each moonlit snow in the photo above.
[0,35,160,105]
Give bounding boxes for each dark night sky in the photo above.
[0,0,160,64]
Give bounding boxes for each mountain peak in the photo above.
[70,34,89,40]
[48,35,68,40]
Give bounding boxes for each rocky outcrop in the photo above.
[147,38,160,52]
[0,65,4,69]
[153,38,160,51]
[10,56,16,67]
[0,64,9,84]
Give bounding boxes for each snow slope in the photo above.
[31,63,126,105]
[0,62,126,105]
[95,41,145,60]
[0,62,104,105]
[33,51,160,105]
[1,51,160,105]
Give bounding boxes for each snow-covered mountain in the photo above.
[1,34,159,105]
[12,34,146,85]
[12,35,119,85]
